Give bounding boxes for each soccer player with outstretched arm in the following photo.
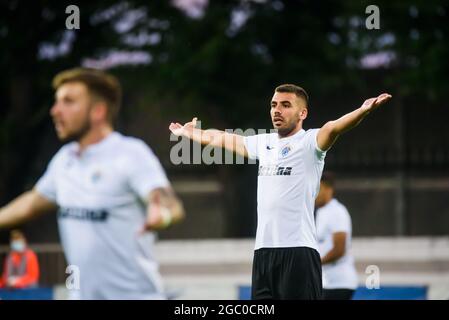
[169,84,391,299]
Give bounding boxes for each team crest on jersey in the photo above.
[280,145,292,158]
[91,170,102,183]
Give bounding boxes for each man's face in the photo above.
[50,82,93,143]
[270,92,307,137]
[10,233,26,252]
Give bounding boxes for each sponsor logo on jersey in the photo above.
[258,165,293,176]
[58,207,109,222]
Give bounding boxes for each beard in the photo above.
[274,121,297,137]
[55,104,93,143]
[272,112,301,138]
[59,120,92,143]
[55,111,92,143]
[276,125,295,137]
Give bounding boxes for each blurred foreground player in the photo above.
[170,84,391,299]
[0,68,185,299]
[315,172,357,300]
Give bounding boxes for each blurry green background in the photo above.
[1,0,448,243]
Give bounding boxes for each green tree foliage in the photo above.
[0,0,448,237]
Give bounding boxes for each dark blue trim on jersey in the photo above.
[58,207,109,222]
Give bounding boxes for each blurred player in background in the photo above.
[315,171,358,300]
[0,230,40,289]
[170,84,391,299]
[0,68,185,299]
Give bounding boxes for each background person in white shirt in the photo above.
[315,171,358,300]
[0,68,185,299]
[169,84,391,299]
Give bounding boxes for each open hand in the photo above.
[361,93,392,113]
[169,117,198,137]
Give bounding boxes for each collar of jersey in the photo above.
[69,131,120,157]
[277,128,305,141]
[326,198,337,207]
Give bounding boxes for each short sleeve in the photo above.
[243,134,267,160]
[126,141,170,202]
[35,154,59,203]
[243,135,258,160]
[305,129,326,161]
[329,206,351,234]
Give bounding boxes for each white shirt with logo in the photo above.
[315,198,358,289]
[244,128,326,251]
[36,132,170,299]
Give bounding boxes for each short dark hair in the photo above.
[275,84,309,106]
[10,229,25,239]
[52,68,122,123]
[321,171,335,188]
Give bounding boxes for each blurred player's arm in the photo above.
[169,117,248,157]
[0,189,57,229]
[317,93,392,151]
[321,232,347,265]
[142,187,185,231]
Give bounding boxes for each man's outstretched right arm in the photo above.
[169,117,249,158]
[0,189,57,229]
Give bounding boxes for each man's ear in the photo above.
[300,107,308,120]
[91,101,108,123]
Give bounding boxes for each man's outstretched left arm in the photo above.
[317,93,392,151]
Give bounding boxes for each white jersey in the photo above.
[244,128,326,250]
[315,198,358,289]
[36,132,170,299]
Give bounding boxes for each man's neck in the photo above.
[278,124,303,139]
[317,196,333,209]
[323,196,334,207]
[78,125,113,153]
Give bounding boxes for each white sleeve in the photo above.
[243,134,264,160]
[329,207,351,234]
[126,141,170,202]
[306,128,327,161]
[35,155,59,203]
